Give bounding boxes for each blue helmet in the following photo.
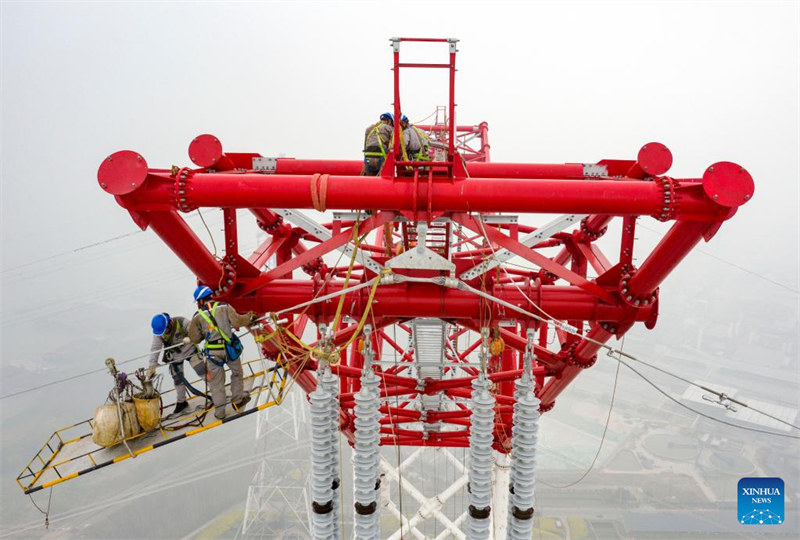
[380,112,394,122]
[151,313,171,336]
[401,115,408,123]
[193,285,214,302]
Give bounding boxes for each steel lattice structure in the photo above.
[97,37,754,454]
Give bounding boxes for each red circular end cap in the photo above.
[702,161,754,207]
[189,134,223,168]
[637,142,673,176]
[97,150,148,195]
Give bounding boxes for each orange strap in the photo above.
[310,173,328,212]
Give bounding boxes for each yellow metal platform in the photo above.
[17,358,289,494]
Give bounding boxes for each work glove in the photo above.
[146,366,156,378]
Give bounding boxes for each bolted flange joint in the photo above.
[174,167,198,213]
[653,176,679,222]
[576,216,608,241]
[563,342,597,369]
[302,257,325,275]
[216,261,238,295]
[619,271,659,308]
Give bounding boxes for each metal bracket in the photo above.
[582,163,608,177]
[253,157,277,172]
[272,209,385,275]
[459,213,587,280]
[481,214,518,225]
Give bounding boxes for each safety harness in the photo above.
[409,126,431,161]
[197,303,243,367]
[364,122,389,159]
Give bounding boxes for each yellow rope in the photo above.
[341,269,387,351]
[332,213,364,333]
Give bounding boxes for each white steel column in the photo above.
[491,452,511,540]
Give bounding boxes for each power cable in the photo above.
[540,338,623,488]
[637,223,799,294]
[1,231,144,274]
[7,442,306,538]
[462,280,800,439]
[471,215,800,434]
[0,342,186,400]
[617,357,800,439]
[1,210,220,276]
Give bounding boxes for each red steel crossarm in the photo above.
[274,158,585,179]
[113,169,730,220]
[538,321,633,410]
[92,39,757,458]
[627,220,715,299]
[144,210,224,286]
[331,364,418,388]
[339,385,418,408]
[245,281,654,325]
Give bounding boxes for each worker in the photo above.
[361,112,394,175]
[148,312,207,416]
[187,285,257,420]
[400,115,430,161]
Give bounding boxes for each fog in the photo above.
[1,1,798,539]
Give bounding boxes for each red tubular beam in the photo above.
[424,367,547,393]
[339,385,416,407]
[247,281,653,323]
[145,210,223,286]
[445,387,515,405]
[381,438,470,448]
[537,322,631,408]
[627,220,713,297]
[331,364,418,388]
[274,158,585,179]
[124,172,724,220]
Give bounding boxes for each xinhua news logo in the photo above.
[738,477,784,525]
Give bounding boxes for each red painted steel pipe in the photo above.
[272,158,584,179]
[119,171,727,220]
[246,281,653,322]
[627,220,713,298]
[381,438,470,448]
[145,210,223,286]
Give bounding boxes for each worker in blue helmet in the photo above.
[187,285,257,419]
[361,112,394,176]
[148,312,207,416]
[399,114,430,162]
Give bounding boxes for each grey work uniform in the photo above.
[362,121,393,176]
[149,316,206,403]
[188,303,253,419]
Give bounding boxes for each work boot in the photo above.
[214,409,226,420]
[233,395,251,410]
[173,401,189,415]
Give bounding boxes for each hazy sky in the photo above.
[1,0,798,536]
